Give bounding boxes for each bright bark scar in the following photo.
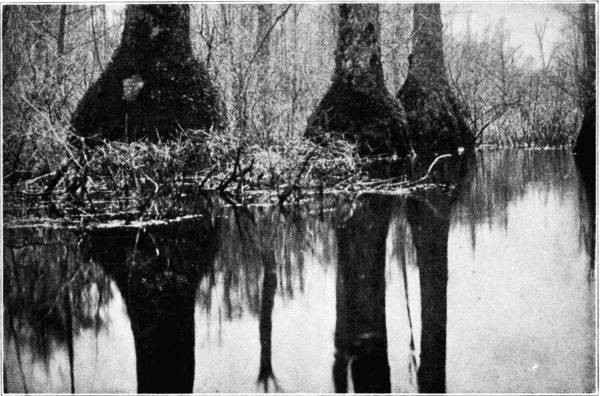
[123,75,144,101]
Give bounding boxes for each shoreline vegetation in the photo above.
[3,125,575,227]
[3,4,589,225]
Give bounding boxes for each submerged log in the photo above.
[305,4,411,157]
[71,5,224,144]
[398,4,474,157]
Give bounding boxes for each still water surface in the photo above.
[3,149,596,393]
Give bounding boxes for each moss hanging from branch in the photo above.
[305,4,411,157]
[397,4,474,158]
[71,5,224,145]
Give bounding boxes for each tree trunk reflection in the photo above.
[333,195,397,393]
[257,250,279,392]
[406,190,451,393]
[405,154,473,393]
[82,218,220,393]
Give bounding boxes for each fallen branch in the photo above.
[382,153,453,189]
[278,146,319,206]
[218,147,242,192]
[236,158,255,194]
[42,158,75,198]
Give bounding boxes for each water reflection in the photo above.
[402,153,472,393]
[447,150,595,393]
[257,248,279,391]
[575,152,596,276]
[333,194,396,393]
[4,228,114,393]
[3,149,595,394]
[82,216,221,393]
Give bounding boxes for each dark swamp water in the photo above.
[3,149,596,393]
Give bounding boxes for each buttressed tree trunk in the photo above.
[305,4,411,157]
[72,5,224,144]
[573,3,596,169]
[398,4,474,157]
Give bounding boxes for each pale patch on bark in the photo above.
[123,75,144,101]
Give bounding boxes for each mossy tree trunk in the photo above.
[398,4,474,158]
[305,4,411,157]
[573,3,595,169]
[71,5,224,144]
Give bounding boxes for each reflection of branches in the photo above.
[398,220,418,375]
[214,204,319,319]
[63,289,75,394]
[7,316,29,394]
[4,228,113,368]
[257,252,281,392]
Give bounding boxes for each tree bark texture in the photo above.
[306,4,411,157]
[71,5,224,144]
[574,3,596,169]
[398,4,474,158]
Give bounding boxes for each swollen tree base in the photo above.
[71,5,223,145]
[398,4,474,159]
[305,80,411,158]
[398,73,474,158]
[305,4,411,158]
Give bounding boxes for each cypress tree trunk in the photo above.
[398,4,474,158]
[305,4,411,157]
[573,3,596,169]
[71,5,224,144]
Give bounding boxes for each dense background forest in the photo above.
[2,4,593,198]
